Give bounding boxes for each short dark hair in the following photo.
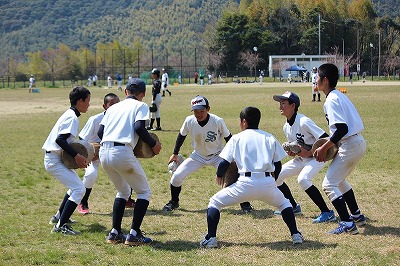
[318,63,339,88]
[70,86,90,106]
[240,106,261,129]
[103,93,119,105]
[126,78,146,95]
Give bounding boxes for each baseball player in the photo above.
[272,91,336,223]
[116,73,123,91]
[107,75,112,89]
[98,78,162,245]
[43,86,91,235]
[163,95,253,213]
[200,106,303,248]
[29,74,35,93]
[161,68,171,96]
[314,63,366,234]
[147,68,162,131]
[76,93,120,215]
[311,67,321,102]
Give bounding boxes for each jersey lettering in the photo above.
[205,131,217,142]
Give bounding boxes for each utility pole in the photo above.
[318,14,321,55]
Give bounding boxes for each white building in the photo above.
[268,54,337,79]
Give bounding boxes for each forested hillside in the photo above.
[0,0,238,60]
[0,0,398,60]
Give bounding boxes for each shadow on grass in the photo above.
[81,222,107,233]
[362,224,400,236]
[223,208,275,219]
[149,239,336,251]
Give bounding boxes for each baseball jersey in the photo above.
[79,112,104,143]
[311,72,317,84]
[324,90,364,137]
[219,129,287,174]
[42,108,79,153]
[29,77,35,84]
[100,97,149,147]
[162,73,168,84]
[180,113,230,157]
[283,113,326,146]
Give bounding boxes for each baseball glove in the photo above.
[311,137,338,161]
[221,161,239,188]
[133,132,160,158]
[61,140,94,169]
[91,142,101,161]
[282,141,312,154]
[149,103,157,112]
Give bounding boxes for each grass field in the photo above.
[0,81,399,265]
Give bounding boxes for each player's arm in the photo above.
[135,120,161,155]
[216,159,230,186]
[168,133,187,163]
[273,161,282,181]
[224,134,232,143]
[314,123,347,162]
[56,133,87,168]
[97,124,104,140]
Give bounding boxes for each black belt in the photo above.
[245,172,270,177]
[113,142,125,146]
[45,151,51,153]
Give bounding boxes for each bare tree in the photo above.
[239,50,265,80]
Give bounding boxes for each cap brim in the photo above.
[191,105,207,110]
[273,95,288,102]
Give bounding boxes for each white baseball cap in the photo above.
[191,95,209,110]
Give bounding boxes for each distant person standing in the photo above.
[161,68,171,97]
[199,73,205,85]
[194,71,199,84]
[116,73,123,91]
[107,75,112,89]
[29,74,36,93]
[92,74,98,87]
[148,68,163,131]
[349,72,353,84]
[311,67,321,102]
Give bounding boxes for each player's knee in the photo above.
[136,189,151,201]
[322,184,337,201]
[298,177,312,191]
[208,197,222,210]
[170,174,184,187]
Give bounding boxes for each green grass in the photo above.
[0,82,399,265]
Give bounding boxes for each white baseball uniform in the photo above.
[29,77,35,89]
[170,113,231,187]
[161,72,168,93]
[42,108,85,204]
[322,90,366,201]
[99,97,151,201]
[311,71,318,94]
[208,128,291,212]
[276,113,327,190]
[78,112,104,188]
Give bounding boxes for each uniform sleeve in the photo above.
[59,115,79,139]
[272,137,287,163]
[219,137,234,162]
[179,116,190,136]
[218,118,231,138]
[302,117,327,141]
[79,116,95,140]
[136,103,150,122]
[325,95,346,126]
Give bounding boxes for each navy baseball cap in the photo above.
[191,95,209,110]
[273,91,300,108]
[126,78,146,92]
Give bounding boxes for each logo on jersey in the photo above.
[205,131,217,142]
[296,133,306,146]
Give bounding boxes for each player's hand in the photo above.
[286,150,296,157]
[216,176,223,186]
[297,147,312,158]
[152,141,162,155]
[75,153,88,168]
[313,147,327,162]
[168,154,178,164]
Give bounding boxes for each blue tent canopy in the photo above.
[286,65,307,71]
